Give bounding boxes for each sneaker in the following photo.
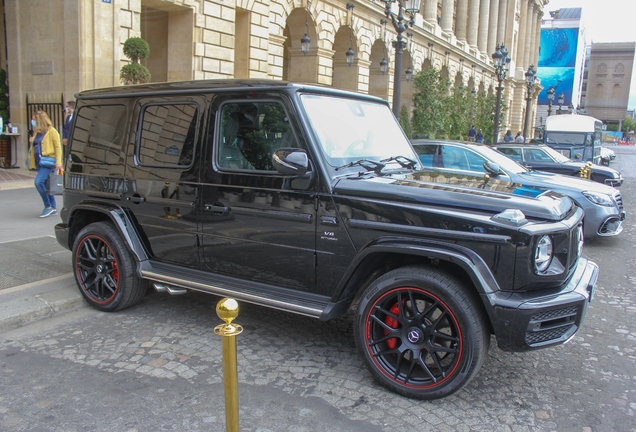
[51,209,58,216]
[39,208,55,218]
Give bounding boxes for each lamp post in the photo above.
[378,0,421,117]
[557,92,565,114]
[492,44,511,143]
[301,0,311,55]
[523,65,536,141]
[345,3,355,66]
[547,85,555,116]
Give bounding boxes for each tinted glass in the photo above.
[498,147,522,161]
[217,102,297,171]
[70,104,127,165]
[413,144,437,167]
[137,103,198,167]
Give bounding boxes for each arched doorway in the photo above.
[332,25,358,91]
[283,8,319,83]
[399,50,414,112]
[369,39,390,100]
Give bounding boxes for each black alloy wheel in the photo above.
[75,234,120,304]
[354,265,489,400]
[72,222,146,312]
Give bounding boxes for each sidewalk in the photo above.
[0,166,37,190]
[0,274,86,332]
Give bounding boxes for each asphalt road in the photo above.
[1,146,635,431]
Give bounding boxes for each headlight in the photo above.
[582,191,615,207]
[534,235,553,274]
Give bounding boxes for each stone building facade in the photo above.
[1,0,547,164]
[582,42,636,128]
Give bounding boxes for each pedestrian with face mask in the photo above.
[62,101,75,157]
[28,111,62,218]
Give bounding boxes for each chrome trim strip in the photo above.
[231,206,313,223]
[141,270,324,318]
[349,219,511,243]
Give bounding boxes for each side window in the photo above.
[413,145,436,167]
[465,151,487,172]
[137,103,198,167]
[441,146,470,170]
[70,104,127,165]
[217,102,297,171]
[525,148,547,162]
[499,147,522,161]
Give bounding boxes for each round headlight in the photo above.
[535,235,553,273]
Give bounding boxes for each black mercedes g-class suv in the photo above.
[56,80,598,400]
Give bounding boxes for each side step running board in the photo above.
[140,260,331,319]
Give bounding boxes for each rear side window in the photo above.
[137,103,198,168]
[498,147,522,161]
[70,104,127,165]
[217,101,298,171]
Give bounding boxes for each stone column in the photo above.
[527,7,538,68]
[487,0,499,55]
[515,0,528,70]
[496,0,507,47]
[467,0,481,48]
[441,0,454,32]
[456,0,469,41]
[503,0,515,54]
[533,13,542,67]
[522,1,534,69]
[423,0,438,24]
[478,0,490,53]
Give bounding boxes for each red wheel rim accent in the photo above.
[75,234,120,303]
[365,287,463,389]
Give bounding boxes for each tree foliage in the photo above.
[120,37,151,85]
[399,105,412,140]
[410,67,506,144]
[622,116,636,134]
[0,69,9,125]
[123,37,150,63]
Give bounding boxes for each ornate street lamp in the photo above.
[346,3,355,66]
[380,19,388,74]
[557,92,565,114]
[523,65,536,141]
[301,0,311,55]
[405,32,413,82]
[377,0,421,117]
[492,44,511,143]
[547,85,555,116]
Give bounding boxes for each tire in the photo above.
[72,221,146,312]
[353,265,489,400]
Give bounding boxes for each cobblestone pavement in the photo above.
[1,147,635,431]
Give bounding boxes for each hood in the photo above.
[333,169,572,221]
[518,170,618,193]
[561,161,621,178]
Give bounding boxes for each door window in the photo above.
[498,147,522,161]
[217,102,298,171]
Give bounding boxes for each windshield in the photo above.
[545,132,586,145]
[300,94,418,169]
[540,145,571,163]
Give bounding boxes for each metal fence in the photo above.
[26,93,65,136]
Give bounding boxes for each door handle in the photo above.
[127,194,146,203]
[204,204,229,214]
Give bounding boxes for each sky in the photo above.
[543,0,636,111]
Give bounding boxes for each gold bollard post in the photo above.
[586,162,593,180]
[579,166,586,179]
[214,298,243,432]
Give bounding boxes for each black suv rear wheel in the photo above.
[72,222,146,311]
[354,265,489,400]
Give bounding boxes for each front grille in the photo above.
[526,305,579,346]
[526,325,572,345]
[613,191,623,211]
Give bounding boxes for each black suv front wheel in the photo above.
[72,221,146,312]
[354,265,489,399]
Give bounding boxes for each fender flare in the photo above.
[320,236,504,321]
[67,202,149,262]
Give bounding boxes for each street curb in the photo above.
[0,274,88,332]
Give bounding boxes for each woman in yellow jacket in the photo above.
[29,111,63,217]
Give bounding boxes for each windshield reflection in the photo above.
[300,94,418,169]
[541,145,571,163]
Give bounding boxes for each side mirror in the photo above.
[273,148,309,176]
[483,161,501,176]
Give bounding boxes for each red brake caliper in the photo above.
[384,303,400,349]
[112,260,119,284]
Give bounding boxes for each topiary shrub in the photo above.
[123,37,150,63]
[120,37,151,85]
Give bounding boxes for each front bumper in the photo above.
[488,257,599,352]
[54,223,71,251]
[604,176,623,187]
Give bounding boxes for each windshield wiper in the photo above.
[380,156,417,169]
[335,159,386,175]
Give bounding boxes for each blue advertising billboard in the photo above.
[537,28,579,106]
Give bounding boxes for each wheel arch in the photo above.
[321,237,501,330]
[67,203,149,263]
